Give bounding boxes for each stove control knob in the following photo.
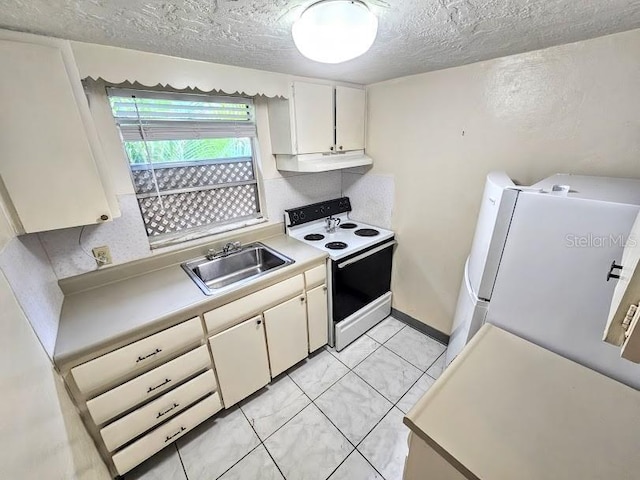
[300,212,306,220]
[292,213,299,222]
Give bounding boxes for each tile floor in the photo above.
[125,316,447,480]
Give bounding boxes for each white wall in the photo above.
[0,215,109,479]
[0,200,14,251]
[0,195,63,359]
[366,28,640,334]
[0,234,63,357]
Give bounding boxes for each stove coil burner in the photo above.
[304,233,325,241]
[325,241,348,250]
[340,222,358,229]
[354,228,380,237]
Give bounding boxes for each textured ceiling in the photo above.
[1,0,640,84]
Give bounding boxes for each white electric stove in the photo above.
[285,198,396,350]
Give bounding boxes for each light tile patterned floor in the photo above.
[125,316,447,480]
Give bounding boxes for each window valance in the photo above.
[71,41,291,99]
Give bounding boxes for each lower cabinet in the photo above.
[209,315,271,407]
[306,284,329,352]
[63,263,329,478]
[264,295,309,376]
[112,393,222,476]
[100,370,218,452]
[404,432,466,480]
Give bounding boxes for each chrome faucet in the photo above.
[222,241,242,254]
[206,241,242,260]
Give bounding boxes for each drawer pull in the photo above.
[165,426,186,443]
[156,403,180,419]
[136,348,162,363]
[147,378,171,394]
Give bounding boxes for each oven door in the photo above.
[331,238,395,323]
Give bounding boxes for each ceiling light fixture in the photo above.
[292,0,378,64]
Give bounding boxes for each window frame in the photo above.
[107,87,266,248]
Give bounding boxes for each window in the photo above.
[108,88,262,246]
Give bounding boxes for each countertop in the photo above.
[404,324,640,480]
[54,234,327,372]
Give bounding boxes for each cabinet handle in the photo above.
[330,146,334,151]
[164,426,186,443]
[607,260,623,282]
[100,214,109,221]
[323,286,327,292]
[147,378,171,393]
[136,348,162,363]
[157,403,180,419]
[257,319,262,325]
[300,296,306,303]
[339,145,343,150]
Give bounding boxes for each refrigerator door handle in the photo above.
[607,260,623,282]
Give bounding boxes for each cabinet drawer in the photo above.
[71,317,203,395]
[304,264,326,289]
[112,393,222,476]
[205,275,304,334]
[87,345,210,426]
[100,369,218,452]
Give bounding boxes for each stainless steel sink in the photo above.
[181,242,295,295]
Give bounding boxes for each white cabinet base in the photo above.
[307,285,329,352]
[404,433,466,480]
[209,316,271,408]
[264,295,309,377]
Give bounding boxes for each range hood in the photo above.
[275,150,373,173]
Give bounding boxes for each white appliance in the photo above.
[447,172,640,390]
[285,197,395,350]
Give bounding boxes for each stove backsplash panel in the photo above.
[342,172,395,230]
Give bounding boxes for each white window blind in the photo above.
[107,88,263,245]
[109,88,256,141]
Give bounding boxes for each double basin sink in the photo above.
[181,242,295,295]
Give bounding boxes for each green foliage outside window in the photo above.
[124,137,252,165]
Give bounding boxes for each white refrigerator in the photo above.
[447,172,640,389]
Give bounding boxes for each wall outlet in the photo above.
[92,246,112,267]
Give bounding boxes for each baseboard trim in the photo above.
[391,308,450,345]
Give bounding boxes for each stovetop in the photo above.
[287,213,394,261]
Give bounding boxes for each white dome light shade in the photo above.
[292,0,378,64]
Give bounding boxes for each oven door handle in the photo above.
[337,240,397,269]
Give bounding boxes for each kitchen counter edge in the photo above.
[54,234,327,373]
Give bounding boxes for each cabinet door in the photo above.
[264,295,309,376]
[0,39,112,233]
[209,316,271,407]
[603,212,640,362]
[292,82,334,154]
[307,284,329,352]
[335,86,365,152]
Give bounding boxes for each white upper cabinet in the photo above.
[0,32,115,233]
[268,81,370,172]
[292,82,334,154]
[335,86,366,152]
[603,212,640,362]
